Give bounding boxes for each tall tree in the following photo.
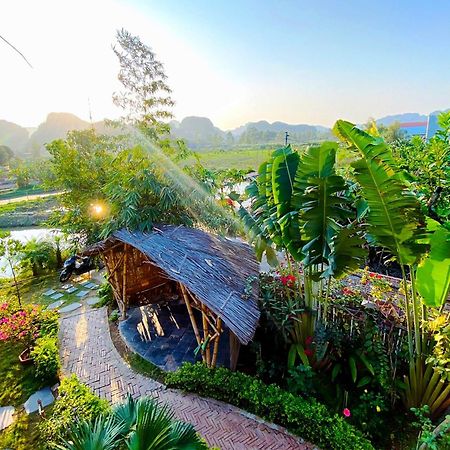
[113,29,174,140]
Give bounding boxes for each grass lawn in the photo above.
[0,186,50,201]
[0,341,44,407]
[0,272,92,308]
[0,410,44,450]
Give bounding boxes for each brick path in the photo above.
[59,307,314,450]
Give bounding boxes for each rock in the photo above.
[0,406,14,431]
[24,387,54,414]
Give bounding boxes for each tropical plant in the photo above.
[53,395,208,450]
[21,238,56,276]
[334,120,450,416]
[239,142,366,367]
[391,111,450,223]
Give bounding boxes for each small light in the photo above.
[90,201,108,218]
[93,204,103,214]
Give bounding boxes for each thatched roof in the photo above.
[84,225,260,344]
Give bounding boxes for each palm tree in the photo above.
[53,396,208,450]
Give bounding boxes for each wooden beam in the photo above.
[107,253,124,281]
[211,317,222,368]
[102,254,124,313]
[121,245,128,320]
[180,284,205,363]
[202,304,211,366]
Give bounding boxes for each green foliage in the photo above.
[108,310,119,322]
[40,375,110,444]
[333,120,427,266]
[20,237,57,276]
[416,224,450,308]
[392,111,450,223]
[52,395,208,450]
[31,335,60,382]
[166,362,374,450]
[113,28,174,140]
[412,406,450,450]
[46,129,239,243]
[97,281,114,307]
[0,410,42,450]
[53,415,123,450]
[0,339,44,407]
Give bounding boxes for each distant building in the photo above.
[399,113,441,139]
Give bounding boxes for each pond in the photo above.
[0,228,63,278]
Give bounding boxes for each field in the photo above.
[188,148,274,170]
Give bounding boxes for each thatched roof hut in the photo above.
[84,224,260,369]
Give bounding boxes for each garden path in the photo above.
[59,307,315,450]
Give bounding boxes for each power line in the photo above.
[0,34,33,68]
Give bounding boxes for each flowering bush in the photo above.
[0,302,58,346]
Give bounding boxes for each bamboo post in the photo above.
[121,245,128,320]
[202,304,211,366]
[229,332,241,371]
[104,253,123,312]
[211,317,222,368]
[180,284,206,363]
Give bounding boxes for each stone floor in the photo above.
[60,307,315,450]
[119,303,229,371]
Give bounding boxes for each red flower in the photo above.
[304,348,314,357]
[342,287,354,296]
[305,336,313,346]
[376,274,382,279]
[369,273,375,278]
[280,276,288,285]
[226,198,234,206]
[343,408,351,417]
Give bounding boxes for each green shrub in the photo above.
[31,335,60,382]
[109,309,119,322]
[166,363,374,450]
[97,280,114,307]
[40,374,110,445]
[38,309,59,337]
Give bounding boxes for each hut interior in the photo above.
[83,225,260,371]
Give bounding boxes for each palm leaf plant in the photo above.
[53,415,123,450]
[53,396,207,450]
[334,120,450,416]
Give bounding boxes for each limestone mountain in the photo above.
[0,120,29,155]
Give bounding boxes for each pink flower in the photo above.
[343,408,351,417]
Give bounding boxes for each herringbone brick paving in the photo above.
[59,307,314,449]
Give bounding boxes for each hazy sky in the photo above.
[1,0,449,129]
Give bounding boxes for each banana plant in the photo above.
[240,142,366,368]
[334,120,450,416]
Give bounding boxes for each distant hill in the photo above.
[376,113,428,126]
[0,120,29,155]
[2,108,448,157]
[170,117,333,148]
[26,113,113,157]
[170,116,225,148]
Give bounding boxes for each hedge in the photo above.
[166,363,374,450]
[40,374,110,445]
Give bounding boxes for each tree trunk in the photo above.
[9,258,21,306]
